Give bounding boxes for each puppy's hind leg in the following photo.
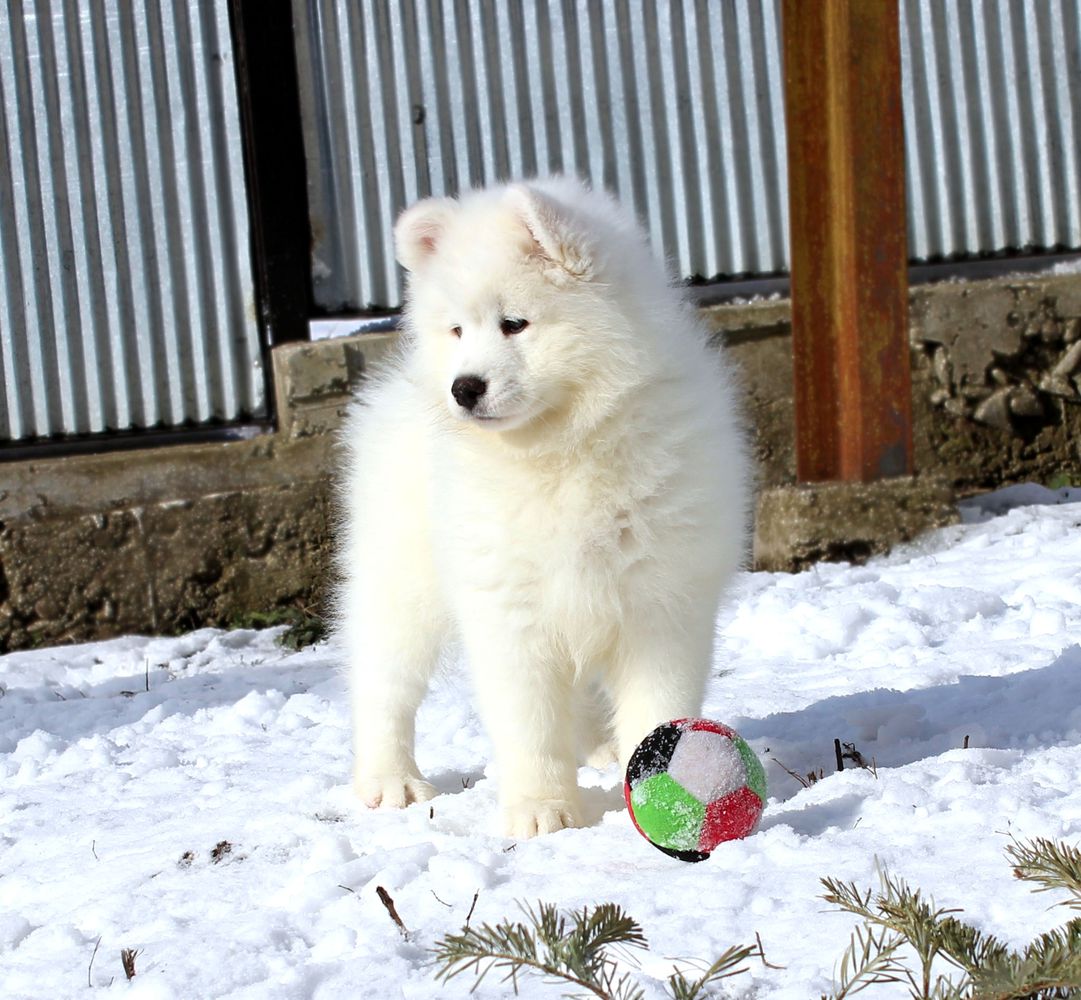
[608,618,713,769]
[575,680,617,768]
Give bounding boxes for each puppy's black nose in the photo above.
[451,375,488,411]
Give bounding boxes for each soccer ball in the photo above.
[624,718,766,862]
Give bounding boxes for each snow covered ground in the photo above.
[3,490,1081,998]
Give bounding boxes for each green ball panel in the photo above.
[732,735,767,801]
[629,772,706,852]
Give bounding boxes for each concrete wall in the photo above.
[712,273,1081,494]
[2,273,1080,651]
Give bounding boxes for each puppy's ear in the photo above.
[506,184,595,281]
[394,197,458,272]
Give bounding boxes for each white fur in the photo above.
[334,179,750,838]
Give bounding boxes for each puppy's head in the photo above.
[394,182,628,439]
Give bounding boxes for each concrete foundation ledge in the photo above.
[752,477,959,573]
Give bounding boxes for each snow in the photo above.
[3,491,1081,998]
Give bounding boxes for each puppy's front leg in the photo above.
[345,594,444,809]
[465,633,582,838]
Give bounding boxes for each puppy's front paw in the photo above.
[503,798,581,839]
[355,772,437,809]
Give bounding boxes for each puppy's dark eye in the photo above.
[500,317,529,335]
[451,325,462,338]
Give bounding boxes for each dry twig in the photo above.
[376,886,409,939]
[88,936,102,988]
[120,948,140,981]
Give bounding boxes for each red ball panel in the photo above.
[623,776,646,839]
[673,717,737,740]
[699,786,764,851]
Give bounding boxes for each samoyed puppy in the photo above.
[335,178,749,838]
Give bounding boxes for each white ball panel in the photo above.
[666,730,746,803]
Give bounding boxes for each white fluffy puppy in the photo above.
[335,178,749,838]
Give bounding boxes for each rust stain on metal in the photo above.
[783,0,913,483]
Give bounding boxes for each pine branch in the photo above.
[821,875,976,999]
[965,917,1081,999]
[869,869,963,994]
[822,841,1081,1000]
[431,900,758,1000]
[1006,837,1081,910]
[431,900,648,1000]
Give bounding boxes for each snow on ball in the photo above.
[624,718,766,862]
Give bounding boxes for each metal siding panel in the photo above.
[900,0,1081,259]
[197,2,244,419]
[1036,0,1081,248]
[1050,0,1081,242]
[161,0,211,424]
[29,8,65,432]
[470,2,500,183]
[445,2,480,188]
[735,0,773,273]
[761,0,789,271]
[41,0,91,435]
[559,0,590,177]
[25,2,69,434]
[0,0,262,443]
[355,4,386,305]
[0,10,31,441]
[627,1,670,264]
[657,0,696,276]
[942,0,982,254]
[62,0,111,434]
[575,1,606,190]
[521,0,556,178]
[708,1,747,271]
[101,3,155,428]
[213,6,263,424]
[416,0,455,196]
[497,2,533,181]
[989,3,1026,246]
[8,2,59,438]
[602,0,638,214]
[680,1,712,276]
[902,0,939,258]
[1020,1,1055,248]
[132,0,185,426]
[964,0,1003,248]
[387,0,426,205]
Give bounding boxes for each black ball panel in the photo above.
[625,721,683,786]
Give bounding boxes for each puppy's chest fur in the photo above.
[431,434,667,636]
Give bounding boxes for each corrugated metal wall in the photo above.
[0,0,263,444]
[901,0,1081,260]
[294,0,790,311]
[294,0,1081,314]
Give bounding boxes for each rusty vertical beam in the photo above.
[782,0,912,483]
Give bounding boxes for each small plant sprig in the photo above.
[821,836,1081,1000]
[431,899,755,999]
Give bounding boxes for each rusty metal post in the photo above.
[782,0,912,483]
